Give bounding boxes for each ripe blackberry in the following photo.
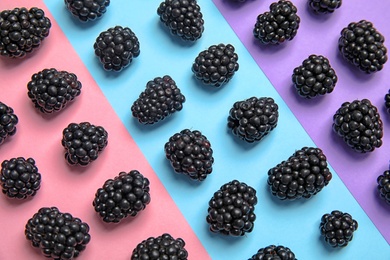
[61,122,108,166]
[253,0,300,45]
[0,157,41,199]
[332,99,383,153]
[0,101,18,145]
[267,147,332,200]
[206,180,257,236]
[93,25,140,72]
[385,90,390,113]
[164,129,214,181]
[192,43,239,87]
[131,75,186,125]
[227,97,279,143]
[377,170,390,204]
[157,0,204,42]
[250,245,296,260]
[131,233,188,260]
[0,7,51,58]
[292,54,338,99]
[320,210,358,248]
[93,170,151,223]
[308,0,342,14]
[339,20,388,73]
[64,0,110,22]
[25,207,91,259]
[27,68,82,114]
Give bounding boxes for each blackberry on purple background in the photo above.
[227,97,279,143]
[332,99,383,153]
[64,0,110,22]
[61,122,108,166]
[93,25,140,72]
[249,245,297,260]
[320,210,358,248]
[164,129,214,181]
[0,7,51,58]
[377,170,390,204]
[385,90,390,113]
[206,180,257,236]
[308,0,342,14]
[0,101,18,145]
[338,20,388,73]
[131,233,188,260]
[192,43,239,87]
[25,206,91,259]
[131,75,186,125]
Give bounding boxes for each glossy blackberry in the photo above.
[292,55,337,99]
[308,0,342,14]
[377,170,390,204]
[250,245,297,260]
[25,207,91,259]
[93,170,151,223]
[227,97,279,143]
[27,68,82,114]
[339,20,388,73]
[64,0,110,22]
[131,233,188,260]
[93,25,140,72]
[61,122,108,166]
[320,210,358,248]
[0,7,51,58]
[131,75,186,125]
[253,0,300,45]
[332,99,383,153]
[385,90,390,113]
[192,43,239,87]
[206,180,257,236]
[157,0,204,42]
[0,101,18,145]
[164,129,214,181]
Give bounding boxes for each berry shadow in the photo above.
[252,37,288,54]
[305,2,333,22]
[263,180,312,208]
[0,46,42,68]
[204,222,248,244]
[289,83,329,106]
[161,156,203,188]
[191,76,226,94]
[131,114,176,133]
[381,106,390,125]
[226,127,264,151]
[220,0,257,10]
[157,22,198,48]
[93,210,141,232]
[1,194,35,207]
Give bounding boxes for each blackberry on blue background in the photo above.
[377,170,390,204]
[249,245,297,260]
[65,0,110,22]
[0,101,18,145]
[308,0,342,14]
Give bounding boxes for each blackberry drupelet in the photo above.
[131,75,186,125]
[93,25,140,72]
[157,0,204,42]
[292,54,338,99]
[377,170,390,204]
[339,20,388,73]
[0,101,18,145]
[308,0,342,14]
[267,147,332,200]
[25,207,91,259]
[164,129,214,181]
[64,0,110,22]
[0,157,41,199]
[131,233,188,260]
[332,99,383,153]
[385,90,390,113]
[320,210,358,248]
[61,122,108,166]
[227,97,279,143]
[0,7,51,58]
[93,170,151,223]
[192,43,239,87]
[27,68,82,114]
[206,180,257,236]
[253,0,300,45]
[249,245,297,260]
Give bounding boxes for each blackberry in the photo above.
[385,90,390,113]
[267,147,332,200]
[192,43,239,87]
[292,55,337,99]
[93,25,140,72]
[27,68,82,114]
[227,97,279,143]
[131,75,186,125]
[64,0,110,22]
[206,180,257,236]
[93,170,151,223]
[0,157,41,199]
[61,122,108,166]
[249,245,297,260]
[25,207,91,259]
[131,233,188,260]
[0,7,51,58]
[332,99,383,153]
[0,101,18,145]
[308,0,342,14]
[157,0,204,42]
[338,20,388,73]
[320,210,358,248]
[164,129,214,181]
[253,0,300,45]
[377,170,390,204]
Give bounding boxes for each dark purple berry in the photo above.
[308,0,342,14]
[64,0,110,22]
[250,245,297,259]
[0,101,18,145]
[377,170,390,204]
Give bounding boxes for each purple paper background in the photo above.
[213,0,390,244]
